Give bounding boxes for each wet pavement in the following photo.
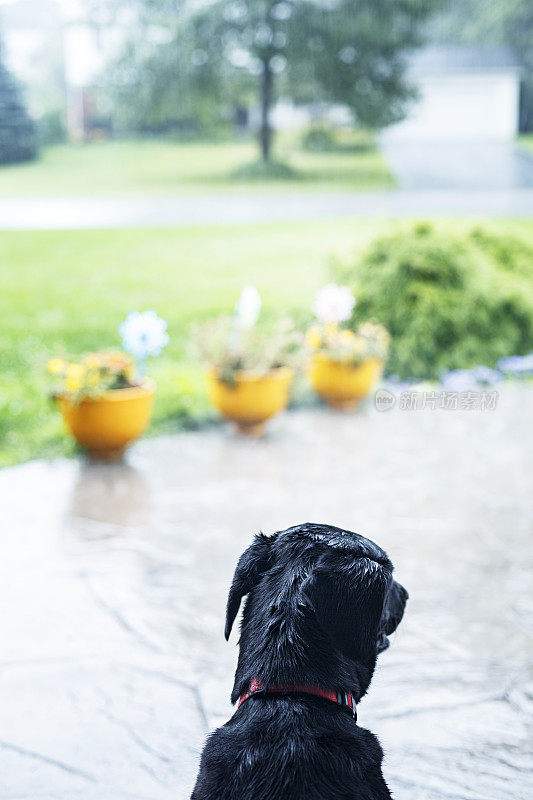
[1,385,532,799]
[1,188,533,230]
[381,141,533,191]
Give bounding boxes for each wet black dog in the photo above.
[191,523,408,800]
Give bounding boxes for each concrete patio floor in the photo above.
[1,386,532,799]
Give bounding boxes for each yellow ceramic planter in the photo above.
[58,379,155,459]
[309,355,383,409]
[207,367,293,435]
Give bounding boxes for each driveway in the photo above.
[0,385,531,799]
[380,140,533,190]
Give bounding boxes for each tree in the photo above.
[92,0,441,160]
[189,0,441,161]
[103,18,252,135]
[0,42,37,164]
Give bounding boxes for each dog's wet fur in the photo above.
[191,523,408,800]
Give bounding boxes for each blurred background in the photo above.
[1,0,533,465]
[1,0,532,159]
[0,1,532,799]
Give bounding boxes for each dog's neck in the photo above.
[230,579,376,705]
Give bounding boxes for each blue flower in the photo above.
[497,353,533,377]
[471,366,503,386]
[441,369,477,391]
[119,310,169,361]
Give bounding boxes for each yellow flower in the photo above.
[86,370,100,388]
[338,329,357,345]
[65,378,82,392]
[323,321,338,341]
[65,363,84,393]
[47,358,66,375]
[351,336,367,355]
[84,353,100,369]
[305,326,322,349]
[99,350,135,380]
[358,322,391,352]
[124,362,135,381]
[67,363,84,378]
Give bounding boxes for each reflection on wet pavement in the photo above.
[0,385,532,799]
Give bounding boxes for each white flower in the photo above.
[119,310,169,360]
[312,283,355,323]
[235,285,261,330]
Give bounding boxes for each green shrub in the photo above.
[335,222,533,379]
[301,125,339,152]
[301,124,374,153]
[230,159,298,181]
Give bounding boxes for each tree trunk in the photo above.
[260,58,273,162]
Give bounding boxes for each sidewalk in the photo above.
[1,188,533,229]
[0,386,531,799]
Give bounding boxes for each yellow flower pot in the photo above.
[207,367,293,435]
[58,379,155,460]
[309,355,383,410]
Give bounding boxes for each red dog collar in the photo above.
[238,678,357,721]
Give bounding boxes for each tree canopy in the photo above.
[94,0,441,159]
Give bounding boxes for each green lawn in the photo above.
[2,218,533,468]
[0,137,394,197]
[0,219,374,466]
[519,134,533,156]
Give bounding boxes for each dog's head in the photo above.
[225,523,408,673]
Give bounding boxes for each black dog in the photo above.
[191,523,408,800]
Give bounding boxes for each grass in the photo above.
[0,219,376,466]
[2,218,533,468]
[519,134,533,156]
[0,136,394,197]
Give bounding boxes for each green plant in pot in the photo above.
[192,287,302,434]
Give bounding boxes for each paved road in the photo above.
[1,188,533,230]
[381,140,533,190]
[0,384,531,799]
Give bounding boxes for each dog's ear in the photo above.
[304,555,392,664]
[377,579,408,653]
[225,533,276,640]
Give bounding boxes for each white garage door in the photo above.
[383,72,519,142]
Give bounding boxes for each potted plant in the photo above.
[48,310,168,459]
[307,284,390,409]
[192,286,301,435]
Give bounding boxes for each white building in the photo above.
[383,45,522,143]
[0,0,123,139]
